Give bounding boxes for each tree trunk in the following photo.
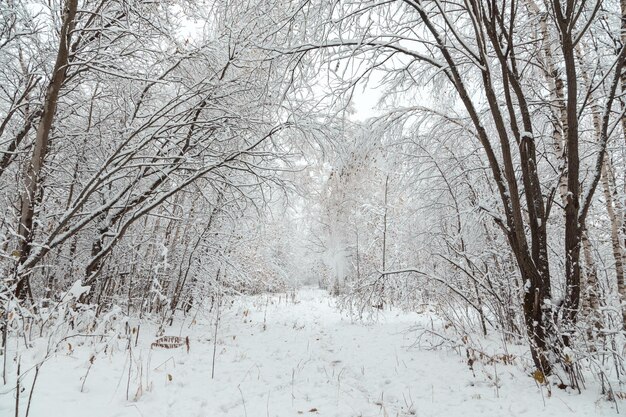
[619,0,626,329]
[576,44,624,328]
[15,0,78,300]
[554,1,582,344]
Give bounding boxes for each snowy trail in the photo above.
[0,289,616,416]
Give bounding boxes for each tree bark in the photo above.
[14,0,78,300]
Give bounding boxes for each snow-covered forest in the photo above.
[1,0,626,415]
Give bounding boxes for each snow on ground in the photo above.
[0,288,620,416]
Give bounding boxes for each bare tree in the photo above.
[293,0,626,376]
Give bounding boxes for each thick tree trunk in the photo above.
[553,1,582,344]
[580,230,600,315]
[520,265,552,375]
[15,0,78,300]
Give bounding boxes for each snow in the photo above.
[0,289,618,416]
[64,280,91,300]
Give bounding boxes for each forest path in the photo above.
[1,289,613,416]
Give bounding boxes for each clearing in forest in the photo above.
[0,289,614,416]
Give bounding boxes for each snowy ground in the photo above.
[0,288,620,416]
